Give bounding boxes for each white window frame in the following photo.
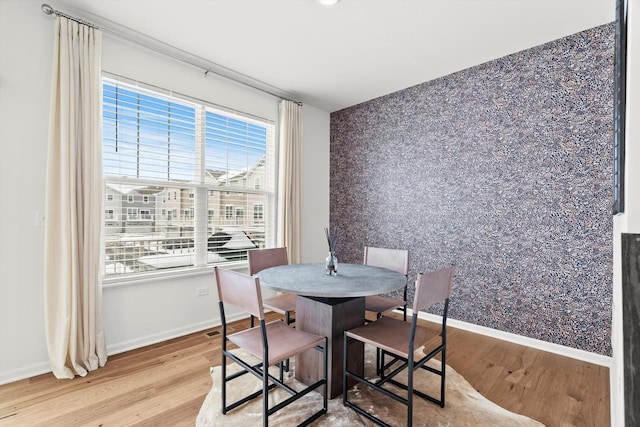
[102,76,276,281]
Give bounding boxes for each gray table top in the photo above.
[256,263,406,298]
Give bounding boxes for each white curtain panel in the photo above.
[277,101,303,264]
[44,16,107,379]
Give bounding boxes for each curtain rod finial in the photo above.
[42,4,54,15]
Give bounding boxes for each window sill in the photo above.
[101,260,249,289]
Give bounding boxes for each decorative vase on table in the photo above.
[325,251,338,276]
[324,226,339,276]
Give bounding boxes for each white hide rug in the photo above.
[196,345,545,426]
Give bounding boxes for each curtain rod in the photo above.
[40,3,302,106]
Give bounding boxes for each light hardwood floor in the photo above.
[0,312,610,426]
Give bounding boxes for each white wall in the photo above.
[0,0,53,384]
[0,0,330,384]
[301,104,330,263]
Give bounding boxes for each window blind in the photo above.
[102,77,276,279]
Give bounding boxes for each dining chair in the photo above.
[343,266,454,427]
[363,246,410,322]
[215,266,328,426]
[248,247,297,328]
[363,246,409,374]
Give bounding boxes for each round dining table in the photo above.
[257,262,407,298]
[257,262,407,398]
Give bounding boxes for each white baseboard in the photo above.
[0,361,52,386]
[412,309,613,368]
[0,316,240,386]
[105,315,239,356]
[105,320,215,356]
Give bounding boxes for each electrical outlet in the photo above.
[196,287,209,297]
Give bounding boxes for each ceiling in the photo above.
[53,0,614,112]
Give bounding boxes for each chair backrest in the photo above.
[413,266,454,313]
[363,246,409,275]
[248,247,289,275]
[215,266,264,320]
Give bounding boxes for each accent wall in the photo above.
[330,23,614,356]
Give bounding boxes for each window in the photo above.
[235,208,245,225]
[102,77,275,278]
[127,208,139,220]
[253,204,264,222]
[105,209,114,220]
[106,193,114,202]
[254,177,261,190]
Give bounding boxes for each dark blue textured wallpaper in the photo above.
[330,23,614,356]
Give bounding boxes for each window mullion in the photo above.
[167,102,171,181]
[194,106,208,267]
[137,93,141,179]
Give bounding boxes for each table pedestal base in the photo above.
[295,296,364,399]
